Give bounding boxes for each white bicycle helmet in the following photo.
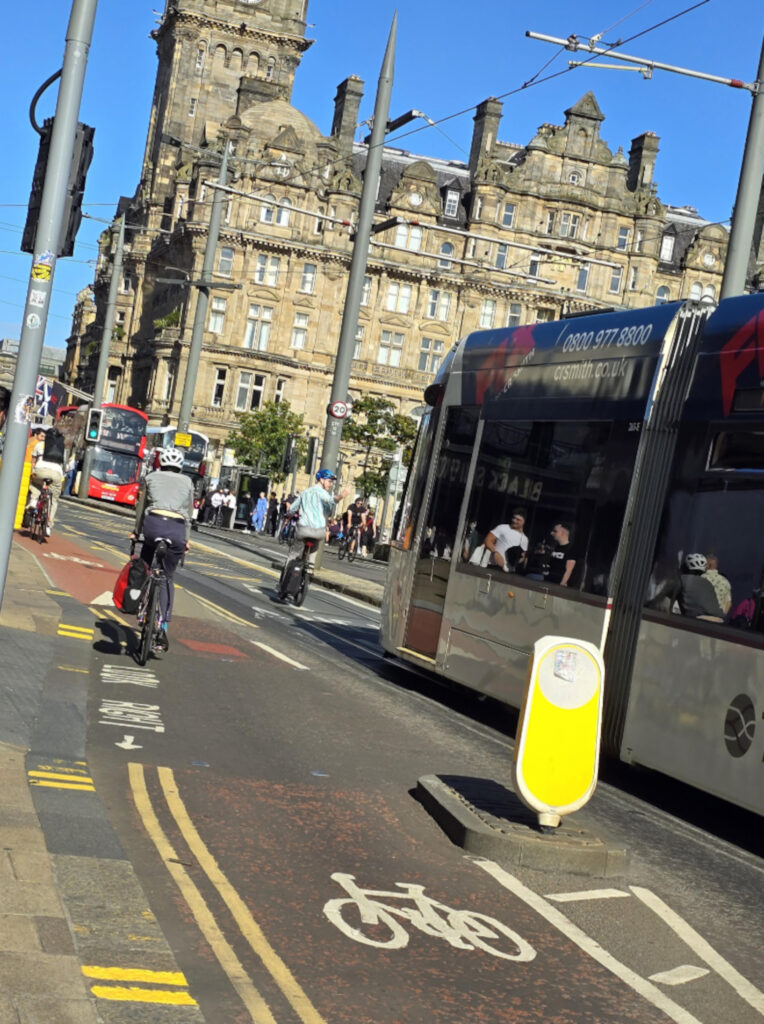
[158,447,184,470]
[684,552,707,572]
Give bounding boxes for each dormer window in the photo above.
[659,234,675,262]
[444,190,459,217]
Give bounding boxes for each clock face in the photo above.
[409,191,423,208]
[703,252,716,267]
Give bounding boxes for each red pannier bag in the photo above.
[113,558,149,613]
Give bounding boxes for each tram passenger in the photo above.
[524,539,552,581]
[547,521,577,587]
[704,552,732,615]
[677,553,724,622]
[483,509,529,572]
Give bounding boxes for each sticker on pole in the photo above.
[512,636,604,828]
[328,400,348,419]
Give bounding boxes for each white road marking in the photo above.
[250,641,308,671]
[115,735,144,750]
[316,589,381,613]
[476,859,705,1024]
[630,886,764,1013]
[91,591,116,606]
[649,966,711,987]
[99,700,165,733]
[545,889,630,903]
[101,665,159,689]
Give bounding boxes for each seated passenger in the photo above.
[678,553,724,622]
[547,520,577,587]
[524,540,551,581]
[704,552,732,615]
[484,509,529,573]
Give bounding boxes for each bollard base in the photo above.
[416,774,629,878]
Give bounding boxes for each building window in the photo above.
[702,284,715,305]
[243,304,272,351]
[255,254,280,286]
[217,246,234,276]
[467,238,477,259]
[659,234,675,262]
[378,330,404,367]
[274,378,286,404]
[161,364,173,403]
[314,208,324,234]
[235,371,252,412]
[208,296,226,334]
[225,198,232,225]
[635,230,644,253]
[116,310,126,326]
[617,227,630,251]
[535,308,554,323]
[656,285,671,304]
[361,275,372,306]
[629,267,639,291]
[120,276,132,294]
[689,282,702,301]
[502,202,516,228]
[473,196,483,220]
[419,337,444,374]
[480,299,496,329]
[496,243,508,270]
[195,48,205,73]
[276,198,291,226]
[560,212,581,239]
[353,325,365,360]
[609,266,623,293]
[444,190,460,217]
[300,263,316,294]
[394,223,423,251]
[385,282,412,314]
[529,253,541,278]
[545,211,556,235]
[212,368,227,407]
[260,194,275,223]
[251,373,265,410]
[569,171,582,185]
[427,289,452,321]
[266,58,275,81]
[439,242,454,269]
[291,312,309,350]
[576,263,589,293]
[188,98,197,118]
[506,303,522,327]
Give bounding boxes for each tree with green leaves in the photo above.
[225,401,308,484]
[342,395,417,499]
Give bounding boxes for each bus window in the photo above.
[460,419,639,595]
[418,407,480,559]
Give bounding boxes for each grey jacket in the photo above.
[134,470,195,540]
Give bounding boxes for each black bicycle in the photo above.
[277,535,318,606]
[278,516,298,547]
[134,539,170,665]
[345,524,359,563]
[28,480,52,544]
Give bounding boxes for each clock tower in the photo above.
[139,0,313,203]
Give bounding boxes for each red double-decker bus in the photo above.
[57,403,149,506]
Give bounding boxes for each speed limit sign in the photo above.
[328,400,348,419]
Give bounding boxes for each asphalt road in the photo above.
[37,501,764,1024]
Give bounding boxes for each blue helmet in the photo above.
[316,468,336,481]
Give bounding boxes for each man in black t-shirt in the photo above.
[547,521,577,587]
[345,497,368,555]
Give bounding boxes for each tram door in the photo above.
[404,408,479,658]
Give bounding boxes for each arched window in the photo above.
[689,282,702,301]
[276,198,292,227]
[439,242,454,269]
[195,46,206,73]
[248,52,260,74]
[214,44,226,65]
[266,58,276,81]
[260,194,275,223]
[702,284,715,304]
[655,286,670,304]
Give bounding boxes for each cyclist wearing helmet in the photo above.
[678,552,724,621]
[287,468,350,568]
[130,447,194,650]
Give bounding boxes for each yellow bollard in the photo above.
[13,439,37,530]
[512,636,605,830]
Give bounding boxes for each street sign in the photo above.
[174,432,192,448]
[328,400,349,419]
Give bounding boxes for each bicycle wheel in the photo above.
[337,539,346,561]
[137,580,159,666]
[294,569,309,607]
[347,542,356,563]
[447,911,536,962]
[37,500,49,543]
[323,898,409,949]
[28,514,40,543]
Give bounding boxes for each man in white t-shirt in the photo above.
[484,509,529,572]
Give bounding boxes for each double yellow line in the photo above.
[82,965,195,1005]
[129,764,326,1024]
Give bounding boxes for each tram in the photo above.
[381,292,764,816]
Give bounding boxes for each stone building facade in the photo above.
[65,0,742,486]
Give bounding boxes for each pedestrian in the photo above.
[63,451,78,496]
[221,488,237,529]
[266,492,278,535]
[209,487,223,525]
[361,512,376,557]
[252,491,267,532]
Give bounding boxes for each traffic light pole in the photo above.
[0,0,98,611]
[78,212,125,501]
[319,14,397,478]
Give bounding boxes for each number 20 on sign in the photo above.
[512,636,604,830]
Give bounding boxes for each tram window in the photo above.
[707,431,764,472]
[417,407,480,558]
[460,419,639,595]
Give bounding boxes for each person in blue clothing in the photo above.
[251,491,268,532]
[286,468,350,569]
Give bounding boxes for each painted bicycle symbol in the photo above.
[323,872,536,961]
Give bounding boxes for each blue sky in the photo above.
[1,0,761,351]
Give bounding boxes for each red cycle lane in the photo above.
[13,528,121,607]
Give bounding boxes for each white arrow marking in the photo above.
[115,735,143,750]
[91,591,116,606]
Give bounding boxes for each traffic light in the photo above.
[304,436,318,475]
[86,408,103,442]
[21,120,95,258]
[280,434,295,474]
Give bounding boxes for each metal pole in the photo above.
[78,212,124,500]
[177,145,229,434]
[0,0,97,610]
[721,37,764,299]
[320,14,397,474]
